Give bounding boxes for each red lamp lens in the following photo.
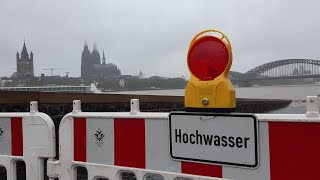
[188,36,229,81]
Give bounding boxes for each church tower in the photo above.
[80,42,121,81]
[91,43,101,65]
[81,41,92,79]
[16,42,34,79]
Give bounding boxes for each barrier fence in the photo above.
[1,97,320,179]
[0,101,55,180]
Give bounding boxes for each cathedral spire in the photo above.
[93,43,98,51]
[84,41,89,51]
[21,41,29,59]
[91,43,100,65]
[102,50,106,64]
[30,51,33,60]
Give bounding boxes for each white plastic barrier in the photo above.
[0,101,56,180]
[47,97,320,180]
[47,99,229,180]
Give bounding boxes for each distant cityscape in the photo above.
[1,42,320,92]
[0,41,188,91]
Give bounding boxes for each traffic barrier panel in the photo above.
[47,99,228,180]
[223,96,320,180]
[0,101,55,180]
[48,97,320,180]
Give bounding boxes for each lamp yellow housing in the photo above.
[184,30,236,110]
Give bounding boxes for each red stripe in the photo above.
[114,118,145,168]
[74,118,86,162]
[11,117,23,156]
[181,162,222,178]
[269,122,320,180]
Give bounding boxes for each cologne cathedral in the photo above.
[81,42,121,80]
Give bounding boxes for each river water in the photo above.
[106,84,320,114]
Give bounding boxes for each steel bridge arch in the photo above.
[244,59,320,77]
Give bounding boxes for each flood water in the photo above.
[106,84,320,100]
[106,84,320,114]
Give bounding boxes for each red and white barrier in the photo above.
[47,100,229,180]
[0,117,23,157]
[0,101,56,180]
[47,97,320,180]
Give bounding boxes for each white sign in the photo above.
[169,112,258,168]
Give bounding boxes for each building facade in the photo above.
[16,42,34,79]
[81,42,121,80]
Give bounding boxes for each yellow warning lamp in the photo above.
[185,30,236,111]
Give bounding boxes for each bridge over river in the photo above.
[230,59,320,86]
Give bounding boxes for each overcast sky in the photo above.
[1,0,320,78]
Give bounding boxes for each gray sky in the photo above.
[1,0,320,78]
